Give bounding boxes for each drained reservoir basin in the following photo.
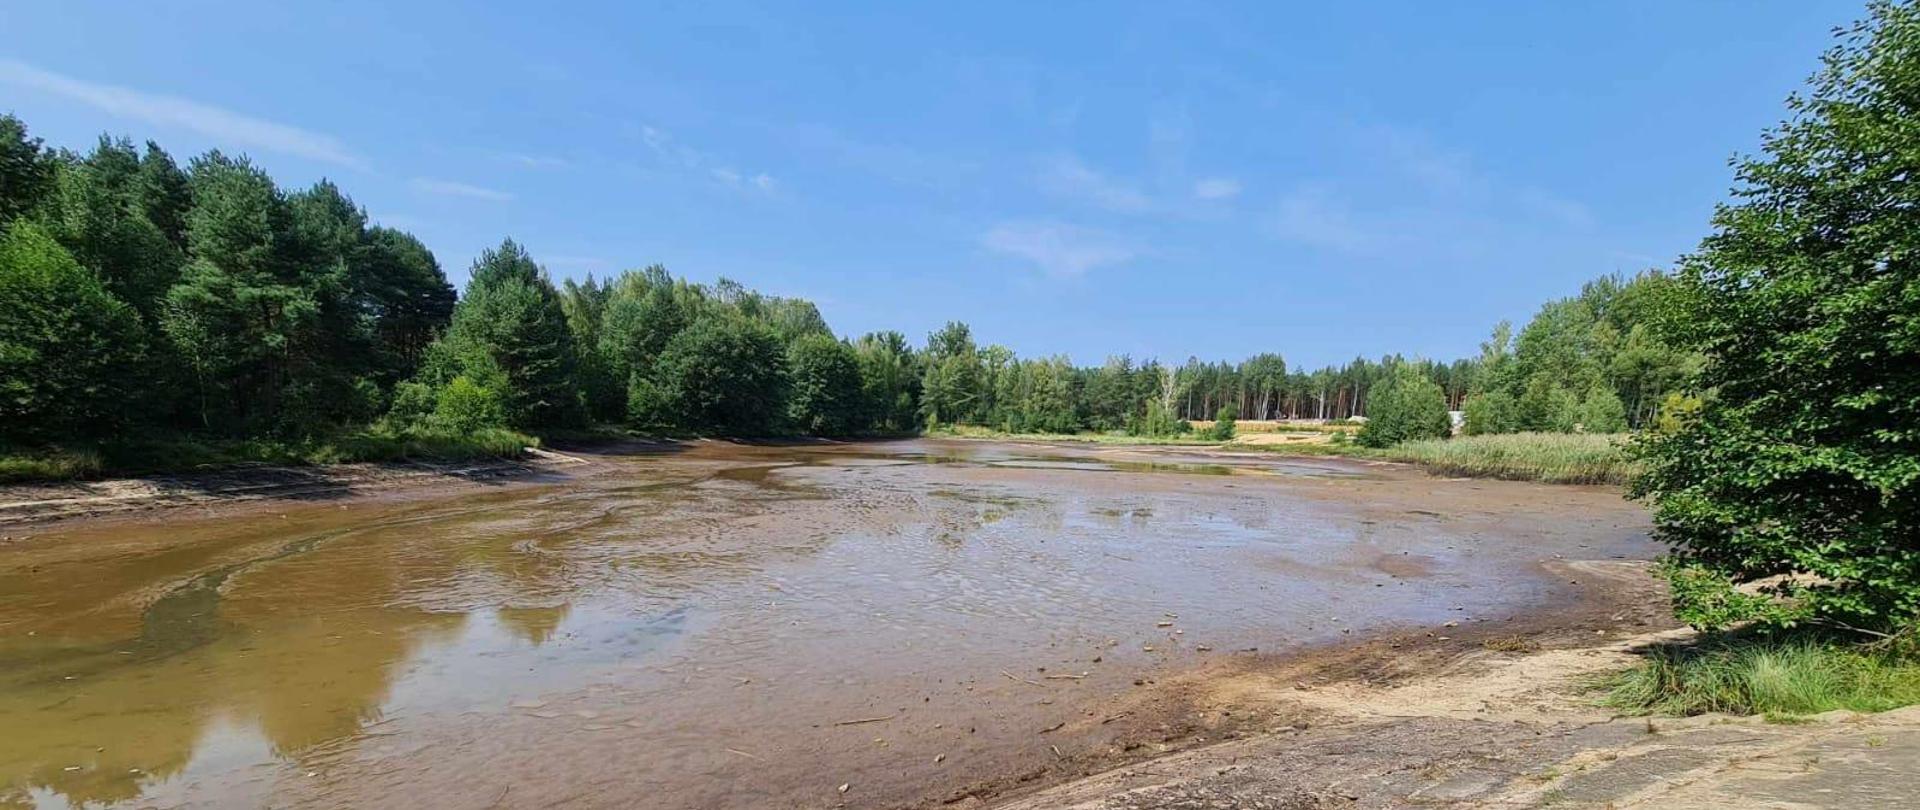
[0,440,1656,809]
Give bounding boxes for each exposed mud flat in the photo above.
[0,440,1660,809]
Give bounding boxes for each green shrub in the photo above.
[1358,364,1450,448]
[1208,406,1237,441]
[432,375,507,433]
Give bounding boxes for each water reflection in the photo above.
[0,440,1654,809]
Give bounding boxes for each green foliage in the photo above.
[1604,633,1920,716]
[1207,406,1237,441]
[1379,432,1636,485]
[1576,386,1629,434]
[1462,390,1519,435]
[854,331,921,432]
[42,137,184,318]
[1515,376,1580,433]
[1659,561,1803,630]
[920,321,983,425]
[786,334,863,435]
[0,222,146,442]
[438,240,582,430]
[432,375,508,433]
[355,226,454,382]
[1129,399,1188,438]
[650,316,787,434]
[1357,364,1451,448]
[0,114,54,225]
[1632,2,1920,633]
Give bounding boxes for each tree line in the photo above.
[0,110,1702,455]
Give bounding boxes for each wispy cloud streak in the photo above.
[0,59,367,170]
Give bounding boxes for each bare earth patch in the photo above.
[989,563,1920,809]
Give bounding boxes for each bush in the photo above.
[432,375,507,433]
[1208,406,1237,441]
[1357,364,1450,448]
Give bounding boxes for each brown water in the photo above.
[0,440,1655,809]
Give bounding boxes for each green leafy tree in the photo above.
[0,223,145,442]
[1633,1,1920,633]
[651,316,787,434]
[1515,375,1579,433]
[854,331,920,431]
[0,114,53,225]
[1576,386,1628,433]
[137,142,194,252]
[920,321,983,425]
[786,334,863,435]
[1462,390,1519,435]
[1357,364,1450,448]
[599,267,689,401]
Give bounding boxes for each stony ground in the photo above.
[991,622,1920,810]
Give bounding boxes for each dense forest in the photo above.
[0,111,1698,465]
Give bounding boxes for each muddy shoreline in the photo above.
[0,439,1663,809]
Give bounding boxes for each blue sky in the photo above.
[0,1,1863,368]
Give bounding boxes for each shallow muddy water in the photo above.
[0,440,1656,809]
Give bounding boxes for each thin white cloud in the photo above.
[489,151,568,169]
[638,122,776,193]
[1516,187,1595,229]
[410,178,513,202]
[982,221,1136,278]
[1269,185,1369,253]
[1038,154,1151,213]
[0,59,367,170]
[1193,177,1241,200]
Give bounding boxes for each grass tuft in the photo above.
[1602,633,1920,716]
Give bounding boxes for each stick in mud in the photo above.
[832,715,896,726]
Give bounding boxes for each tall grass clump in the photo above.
[1379,432,1637,485]
[1603,633,1920,716]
